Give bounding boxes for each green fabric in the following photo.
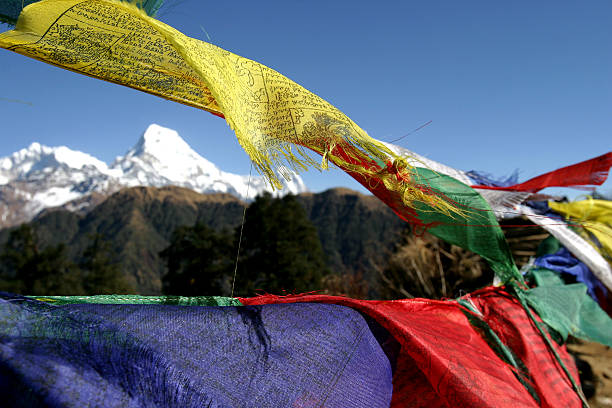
[413,168,521,283]
[28,294,242,306]
[522,269,612,346]
[536,235,561,257]
[133,0,164,16]
[528,268,565,287]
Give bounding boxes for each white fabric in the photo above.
[474,189,532,219]
[386,142,531,217]
[383,142,473,185]
[386,141,612,290]
[519,205,612,292]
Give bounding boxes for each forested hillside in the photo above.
[0,186,406,295]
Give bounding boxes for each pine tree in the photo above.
[161,223,234,296]
[233,193,328,296]
[160,193,329,297]
[0,224,84,295]
[79,234,133,294]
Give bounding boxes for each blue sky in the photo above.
[1,1,611,197]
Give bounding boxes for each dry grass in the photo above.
[320,271,370,299]
[375,231,490,299]
[569,340,612,408]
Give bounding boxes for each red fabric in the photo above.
[326,144,425,227]
[240,293,539,408]
[324,144,464,229]
[473,152,612,192]
[208,112,446,228]
[469,289,582,408]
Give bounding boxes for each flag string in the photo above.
[231,161,253,298]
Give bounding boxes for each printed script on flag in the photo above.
[0,0,465,221]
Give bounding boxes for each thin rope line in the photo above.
[231,162,253,298]
[387,120,432,144]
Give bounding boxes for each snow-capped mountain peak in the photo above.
[113,124,222,188]
[129,124,210,165]
[0,124,308,227]
[53,146,110,172]
[0,142,110,185]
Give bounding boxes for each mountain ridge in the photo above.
[0,124,307,228]
[1,185,405,294]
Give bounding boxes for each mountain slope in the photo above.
[24,186,247,293]
[296,188,406,275]
[0,124,306,228]
[0,186,405,294]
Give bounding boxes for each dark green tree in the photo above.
[0,224,83,295]
[0,224,34,293]
[160,193,329,297]
[161,223,234,296]
[233,193,328,296]
[79,234,133,294]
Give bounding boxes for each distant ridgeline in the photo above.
[0,186,411,297]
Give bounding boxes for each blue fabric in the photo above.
[534,248,608,301]
[466,169,520,187]
[525,201,563,220]
[0,293,393,407]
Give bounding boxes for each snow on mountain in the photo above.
[113,124,306,197]
[115,124,219,186]
[0,142,114,182]
[0,124,307,227]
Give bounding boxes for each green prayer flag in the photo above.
[413,168,521,283]
[522,269,612,346]
[29,294,242,306]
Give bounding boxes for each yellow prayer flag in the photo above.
[550,199,612,264]
[0,0,459,217]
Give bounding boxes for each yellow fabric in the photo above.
[549,199,612,263]
[0,0,462,216]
